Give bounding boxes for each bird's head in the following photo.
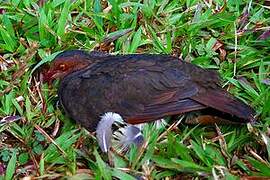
[43,50,94,83]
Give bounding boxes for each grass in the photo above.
[0,0,270,179]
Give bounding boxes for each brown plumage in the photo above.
[44,50,255,132]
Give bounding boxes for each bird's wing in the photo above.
[78,55,206,124]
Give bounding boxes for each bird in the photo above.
[43,50,256,152]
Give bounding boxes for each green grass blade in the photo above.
[56,0,71,38]
[112,169,136,180]
[93,150,112,180]
[0,28,17,52]
[247,156,270,176]
[5,150,17,180]
[128,26,142,53]
[2,14,15,38]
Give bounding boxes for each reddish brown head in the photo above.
[44,50,94,83]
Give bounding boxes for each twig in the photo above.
[34,124,67,157]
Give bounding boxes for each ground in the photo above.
[0,0,270,179]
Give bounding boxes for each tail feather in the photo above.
[191,89,255,123]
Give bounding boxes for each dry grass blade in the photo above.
[34,124,67,157]
[157,116,184,142]
[249,149,269,166]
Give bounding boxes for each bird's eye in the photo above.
[59,64,66,71]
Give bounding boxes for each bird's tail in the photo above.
[191,89,256,123]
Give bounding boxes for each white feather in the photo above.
[112,124,144,153]
[96,113,166,153]
[96,112,123,152]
